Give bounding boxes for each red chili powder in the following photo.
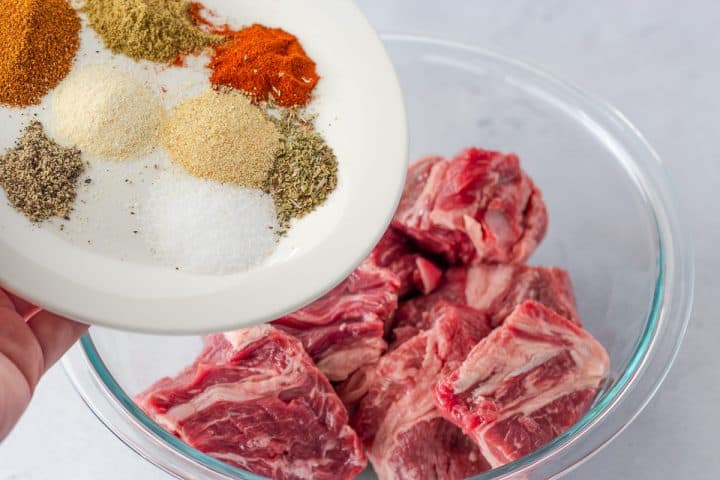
[207,23,320,108]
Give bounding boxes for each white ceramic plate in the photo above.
[0,0,408,333]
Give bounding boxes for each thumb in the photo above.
[2,290,88,372]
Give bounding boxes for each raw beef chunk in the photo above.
[135,326,367,480]
[351,302,492,480]
[463,264,579,327]
[272,261,400,381]
[393,155,446,230]
[393,148,548,265]
[435,301,609,468]
[392,267,470,345]
[335,363,377,416]
[369,228,443,297]
[393,263,579,345]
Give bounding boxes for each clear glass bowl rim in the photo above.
[62,34,694,480]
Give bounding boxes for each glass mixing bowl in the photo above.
[62,35,693,480]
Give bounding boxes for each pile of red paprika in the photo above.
[191,4,319,108]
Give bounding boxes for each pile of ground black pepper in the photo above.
[0,121,85,222]
[264,109,338,233]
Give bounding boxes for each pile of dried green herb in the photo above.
[82,0,221,63]
[0,121,85,222]
[264,109,338,233]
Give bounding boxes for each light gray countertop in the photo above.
[1,1,717,478]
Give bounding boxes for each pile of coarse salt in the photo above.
[142,172,279,275]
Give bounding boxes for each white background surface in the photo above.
[1,1,718,479]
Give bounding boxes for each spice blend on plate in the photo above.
[82,0,220,63]
[0,0,339,272]
[0,121,84,222]
[209,24,320,107]
[161,88,279,187]
[0,0,80,107]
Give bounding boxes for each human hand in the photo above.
[0,288,87,440]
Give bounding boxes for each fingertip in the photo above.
[0,306,44,392]
[0,289,88,372]
[0,289,36,318]
[27,311,88,371]
[0,288,15,311]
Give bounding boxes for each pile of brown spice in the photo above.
[0,0,80,107]
[0,121,85,222]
